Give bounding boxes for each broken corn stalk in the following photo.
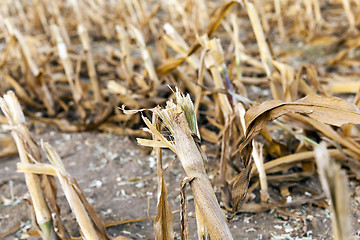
[0,91,57,240]
[18,142,102,240]
[137,90,233,240]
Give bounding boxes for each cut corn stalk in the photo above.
[274,0,286,41]
[137,90,233,240]
[41,142,104,240]
[203,37,233,119]
[78,24,102,103]
[18,141,110,240]
[130,25,159,83]
[245,1,273,76]
[231,13,244,82]
[51,24,85,119]
[116,25,133,76]
[312,0,323,26]
[341,0,356,31]
[0,91,57,240]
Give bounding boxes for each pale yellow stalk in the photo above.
[0,91,56,240]
[116,25,133,75]
[42,142,100,240]
[203,38,233,119]
[51,24,83,104]
[138,91,233,240]
[341,0,356,31]
[274,0,286,41]
[251,141,268,203]
[245,1,273,78]
[78,24,102,103]
[130,25,159,83]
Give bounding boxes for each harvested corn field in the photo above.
[1,0,360,239]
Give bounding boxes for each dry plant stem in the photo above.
[52,24,85,118]
[0,92,56,240]
[219,124,231,209]
[69,0,84,23]
[304,0,315,34]
[163,24,213,86]
[78,24,102,103]
[231,14,242,81]
[0,35,15,68]
[312,0,322,26]
[52,25,82,102]
[274,0,286,41]
[180,177,191,240]
[341,0,356,31]
[49,1,71,46]
[173,113,233,240]
[168,0,190,34]
[194,0,209,31]
[34,0,49,33]
[116,25,133,76]
[132,0,145,25]
[125,0,138,24]
[42,143,100,240]
[194,49,208,115]
[254,0,269,34]
[14,0,29,32]
[152,113,174,240]
[251,141,268,202]
[204,38,233,119]
[163,23,199,68]
[315,142,352,240]
[245,1,273,77]
[131,26,159,83]
[12,29,40,77]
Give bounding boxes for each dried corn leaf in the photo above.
[156,1,240,75]
[152,114,174,240]
[240,95,360,153]
[231,162,253,213]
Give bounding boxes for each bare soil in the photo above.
[1,124,360,239]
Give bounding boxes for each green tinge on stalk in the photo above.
[175,91,200,140]
[39,221,57,240]
[138,89,233,239]
[43,142,100,240]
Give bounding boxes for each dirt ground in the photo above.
[1,123,360,240]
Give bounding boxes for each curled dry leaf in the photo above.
[156,1,240,75]
[232,94,360,213]
[240,95,360,153]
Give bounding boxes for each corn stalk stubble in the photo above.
[173,112,233,240]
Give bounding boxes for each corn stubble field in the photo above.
[1,0,360,239]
